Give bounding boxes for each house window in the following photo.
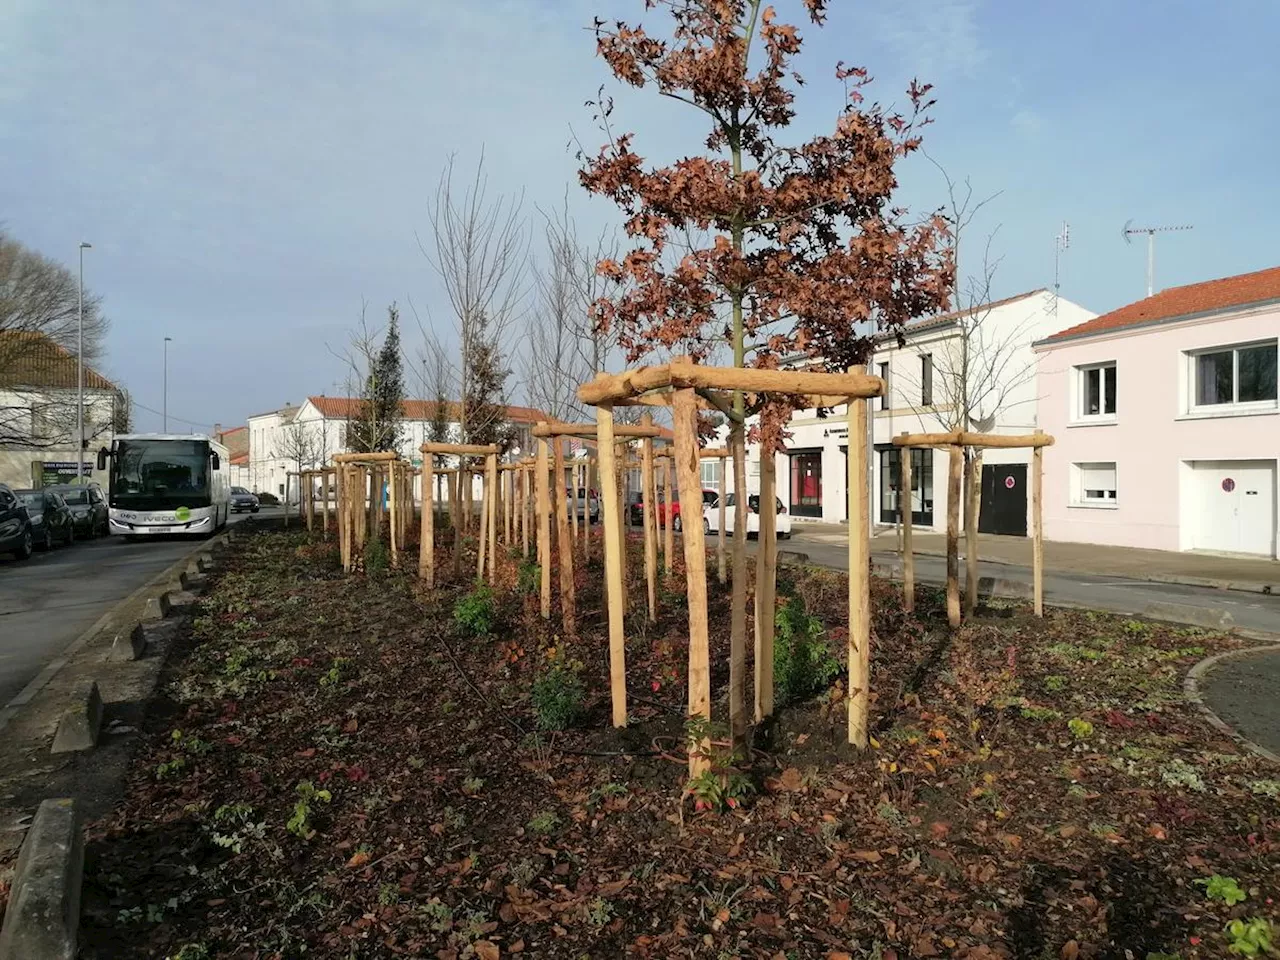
[700,460,720,486]
[877,362,890,410]
[1191,341,1277,409]
[921,354,933,406]
[1073,462,1117,506]
[1078,362,1117,419]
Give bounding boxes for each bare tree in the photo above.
[422,153,528,444]
[277,416,322,477]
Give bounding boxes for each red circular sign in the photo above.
[1004,475,1016,489]
[1222,478,1236,492]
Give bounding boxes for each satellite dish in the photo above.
[1122,218,1134,245]
[971,412,996,433]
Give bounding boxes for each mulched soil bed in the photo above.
[75,527,1279,959]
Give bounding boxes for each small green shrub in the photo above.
[1043,674,1068,692]
[1068,718,1094,740]
[531,647,585,730]
[1160,758,1207,792]
[527,810,560,834]
[773,597,840,708]
[363,535,389,577]
[452,586,496,636]
[1021,706,1062,722]
[683,717,755,813]
[1250,779,1280,798]
[517,559,540,595]
[287,780,332,839]
[1198,874,1247,906]
[1225,917,1276,956]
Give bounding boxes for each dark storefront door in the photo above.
[979,463,1027,536]
[875,446,934,526]
[789,450,823,518]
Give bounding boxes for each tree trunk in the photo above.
[673,387,711,776]
[946,445,963,628]
[965,449,982,618]
[729,422,748,745]
[754,444,776,722]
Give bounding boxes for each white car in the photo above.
[703,492,791,538]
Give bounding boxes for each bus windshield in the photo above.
[110,439,211,510]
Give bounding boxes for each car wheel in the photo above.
[15,529,33,560]
[703,518,711,534]
[251,506,260,514]
[41,528,53,551]
[673,514,682,532]
[65,525,75,546]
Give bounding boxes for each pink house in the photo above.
[1034,266,1279,559]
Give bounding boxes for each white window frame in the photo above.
[699,460,720,487]
[1070,461,1118,509]
[1184,339,1278,418]
[1072,361,1117,424]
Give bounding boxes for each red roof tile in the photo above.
[306,396,548,424]
[0,330,117,391]
[1045,265,1280,342]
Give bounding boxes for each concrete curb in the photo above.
[0,798,83,960]
[1144,600,1234,630]
[868,546,1279,596]
[49,682,103,755]
[142,591,172,621]
[108,623,148,663]
[1184,645,1280,765]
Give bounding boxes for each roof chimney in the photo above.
[213,422,222,437]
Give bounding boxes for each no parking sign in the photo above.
[1004,475,1016,489]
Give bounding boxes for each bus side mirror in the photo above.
[96,448,108,471]
[211,452,221,470]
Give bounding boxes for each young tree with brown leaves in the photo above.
[580,0,953,738]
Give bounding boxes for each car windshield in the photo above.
[58,488,89,505]
[110,438,211,508]
[232,487,249,495]
[17,492,44,513]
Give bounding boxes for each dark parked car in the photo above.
[626,490,645,526]
[0,482,33,559]
[49,482,108,537]
[255,491,280,506]
[15,489,76,550]
[230,486,260,513]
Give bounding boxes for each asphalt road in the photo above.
[1199,648,1280,757]
[0,509,263,707]
[778,535,1280,636]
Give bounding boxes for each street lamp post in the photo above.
[77,242,92,480]
[163,337,173,431]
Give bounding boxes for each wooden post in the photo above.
[1033,432,1044,617]
[521,465,531,558]
[536,441,551,619]
[305,473,313,531]
[322,469,331,538]
[900,436,914,613]
[570,458,580,545]
[662,457,674,574]
[754,446,776,725]
[848,395,871,748]
[946,445,963,628]
[617,450,628,591]
[965,450,982,618]
[596,403,628,727]
[583,459,593,561]
[553,439,576,638]
[283,474,290,529]
[450,468,462,580]
[504,468,513,546]
[641,414,658,623]
[487,453,498,585]
[420,461,434,586]
[336,466,347,569]
[476,464,489,583]
[717,455,727,584]
[672,387,711,776]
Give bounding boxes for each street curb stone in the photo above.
[50,682,103,755]
[142,592,172,621]
[1144,600,1234,630]
[0,798,83,960]
[108,624,148,663]
[1184,645,1280,765]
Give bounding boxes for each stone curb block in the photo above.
[178,571,207,593]
[0,798,83,960]
[980,576,1033,600]
[1184,645,1280,764]
[196,552,215,573]
[50,681,103,755]
[778,549,811,565]
[142,591,172,621]
[1143,600,1234,630]
[108,624,148,663]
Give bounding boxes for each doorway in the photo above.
[875,446,934,526]
[788,450,823,518]
[1188,460,1277,556]
[978,462,1027,537]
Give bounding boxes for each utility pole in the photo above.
[1053,221,1070,311]
[163,337,172,431]
[77,242,91,479]
[1123,221,1193,297]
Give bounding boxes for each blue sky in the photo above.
[2,0,1276,433]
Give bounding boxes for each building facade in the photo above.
[716,290,1096,534]
[1035,266,1279,558]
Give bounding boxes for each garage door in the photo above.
[1189,460,1277,557]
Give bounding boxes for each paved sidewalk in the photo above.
[791,522,1280,594]
[1197,647,1280,758]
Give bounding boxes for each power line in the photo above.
[129,398,213,431]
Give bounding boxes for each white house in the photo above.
[717,290,1097,534]
[245,397,549,502]
[0,331,120,487]
[1036,265,1279,558]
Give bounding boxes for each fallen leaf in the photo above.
[347,851,371,869]
[778,768,804,792]
[850,850,882,863]
[473,942,499,960]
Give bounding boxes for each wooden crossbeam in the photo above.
[579,360,885,406]
[532,421,662,439]
[419,442,501,456]
[892,431,1055,449]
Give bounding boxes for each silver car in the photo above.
[565,487,600,524]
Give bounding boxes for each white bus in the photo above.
[97,434,231,538]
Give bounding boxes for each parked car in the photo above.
[662,488,719,531]
[230,486,261,513]
[48,483,108,537]
[15,489,76,549]
[626,490,645,526]
[256,491,280,506]
[0,482,34,559]
[566,487,601,524]
[703,492,791,539]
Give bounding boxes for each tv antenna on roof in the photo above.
[1053,221,1070,311]
[1123,220,1193,298]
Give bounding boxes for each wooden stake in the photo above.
[570,459,580,545]
[965,450,982,618]
[389,463,399,566]
[536,441,551,619]
[672,387,710,776]
[322,469,331,538]
[521,465,531,558]
[848,395,871,748]
[728,423,748,745]
[420,461,434,586]
[476,465,489,583]
[617,452,628,591]
[596,403,628,727]
[504,469,512,546]
[662,457,674,574]
[641,414,658,623]
[553,439,576,638]
[900,437,914,613]
[486,454,498,584]
[717,456,727,584]
[946,445,963,628]
[1033,432,1044,617]
[450,468,462,580]
[754,446,777,724]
